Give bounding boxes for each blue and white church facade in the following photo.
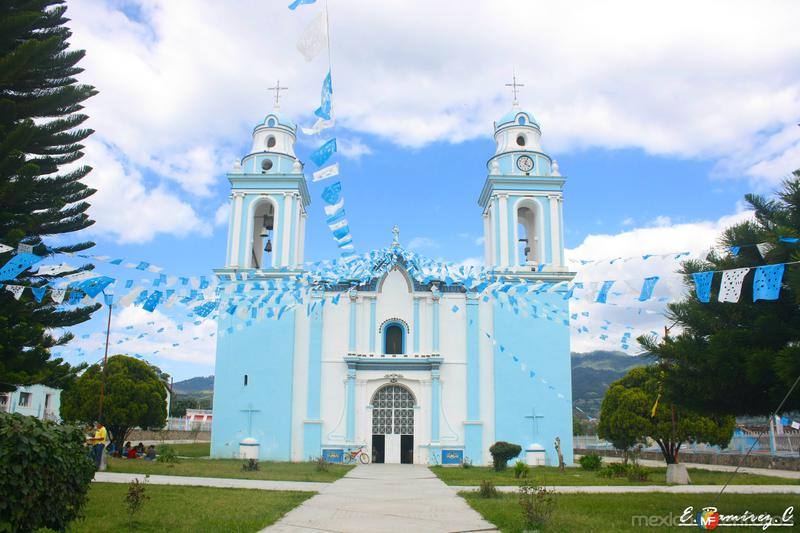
[210,105,575,466]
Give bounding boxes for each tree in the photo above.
[62,355,167,449]
[598,367,735,465]
[640,172,800,416]
[488,441,522,471]
[0,413,95,531]
[0,0,100,392]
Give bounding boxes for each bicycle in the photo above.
[343,445,370,464]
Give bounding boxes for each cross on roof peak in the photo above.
[505,70,524,106]
[268,80,289,110]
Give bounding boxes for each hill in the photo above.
[571,350,654,418]
[172,375,214,394]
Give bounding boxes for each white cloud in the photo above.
[621,217,634,226]
[337,137,373,160]
[214,202,230,227]
[407,236,438,250]
[62,0,800,244]
[566,207,754,353]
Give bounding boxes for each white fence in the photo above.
[574,432,800,457]
[165,417,212,432]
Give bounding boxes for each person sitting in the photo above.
[122,441,132,457]
[127,446,138,459]
[144,445,157,461]
[135,442,145,457]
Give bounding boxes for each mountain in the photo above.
[571,350,655,418]
[172,375,214,394]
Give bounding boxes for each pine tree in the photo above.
[640,170,800,416]
[0,0,100,391]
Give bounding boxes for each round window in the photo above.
[516,134,526,147]
[261,159,273,172]
[267,118,276,127]
[266,136,276,149]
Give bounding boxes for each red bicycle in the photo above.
[343,445,370,464]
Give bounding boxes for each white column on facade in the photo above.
[498,194,509,267]
[229,192,244,267]
[549,194,561,267]
[281,192,293,267]
[292,193,302,267]
[225,193,234,266]
[482,212,491,268]
[510,198,519,268]
[297,210,307,266]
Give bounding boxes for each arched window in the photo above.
[251,200,276,269]
[371,385,415,435]
[384,324,404,354]
[516,134,526,147]
[266,136,276,149]
[518,116,526,125]
[267,118,276,127]
[517,202,539,265]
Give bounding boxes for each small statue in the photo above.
[391,225,400,248]
[554,436,565,472]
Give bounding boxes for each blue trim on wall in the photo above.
[413,298,420,353]
[304,300,323,459]
[466,298,480,419]
[369,299,376,352]
[381,320,407,354]
[348,298,357,352]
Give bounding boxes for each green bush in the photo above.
[597,463,629,478]
[0,413,95,532]
[156,444,178,463]
[518,480,556,528]
[513,460,529,479]
[578,453,602,471]
[461,457,473,469]
[314,456,329,472]
[489,441,522,471]
[478,479,498,498]
[626,464,650,482]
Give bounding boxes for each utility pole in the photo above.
[98,303,112,421]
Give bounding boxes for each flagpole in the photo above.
[98,302,112,422]
[325,0,334,110]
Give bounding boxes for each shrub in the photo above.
[156,444,178,463]
[518,480,556,528]
[0,413,95,532]
[514,460,530,479]
[125,476,150,529]
[314,456,329,472]
[489,441,522,471]
[478,480,498,498]
[461,457,473,469]
[626,464,650,482]
[578,453,602,471]
[597,463,629,478]
[242,458,259,471]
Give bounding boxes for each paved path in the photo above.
[488,484,800,494]
[261,464,498,533]
[93,472,327,492]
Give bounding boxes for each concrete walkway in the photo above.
[592,455,800,480]
[262,464,498,533]
[487,484,800,494]
[93,472,327,492]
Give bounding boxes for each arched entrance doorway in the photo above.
[371,384,415,464]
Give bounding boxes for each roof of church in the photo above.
[496,107,540,129]
[262,112,296,130]
[307,246,483,291]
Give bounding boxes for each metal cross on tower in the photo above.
[268,80,289,110]
[505,70,524,105]
[524,407,544,443]
[240,404,261,437]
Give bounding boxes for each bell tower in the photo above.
[478,103,566,271]
[225,112,311,270]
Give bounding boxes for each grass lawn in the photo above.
[169,441,210,457]
[431,465,799,486]
[462,492,798,532]
[106,456,354,483]
[64,483,312,532]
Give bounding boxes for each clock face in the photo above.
[517,155,534,172]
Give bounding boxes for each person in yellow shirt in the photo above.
[87,421,108,469]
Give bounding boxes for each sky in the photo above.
[47,0,800,381]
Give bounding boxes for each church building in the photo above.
[210,104,575,466]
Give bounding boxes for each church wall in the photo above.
[478,297,496,465]
[290,302,310,461]
[492,292,574,466]
[437,293,468,451]
[210,308,297,460]
[318,297,350,449]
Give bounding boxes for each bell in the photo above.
[265,239,272,253]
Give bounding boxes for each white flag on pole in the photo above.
[718,268,749,303]
[312,162,339,182]
[296,11,327,62]
[324,197,345,216]
[35,263,76,276]
[50,288,66,303]
[756,242,774,258]
[302,117,335,136]
[5,285,24,300]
